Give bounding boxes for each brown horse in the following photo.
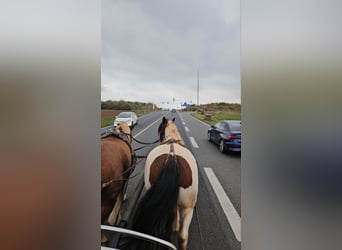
[101,122,134,242]
[127,117,198,250]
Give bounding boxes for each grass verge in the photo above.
[191,112,240,126]
[101,117,115,128]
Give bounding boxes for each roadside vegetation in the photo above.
[101,114,116,128]
[101,100,159,127]
[101,101,240,127]
[184,102,241,126]
[101,100,158,111]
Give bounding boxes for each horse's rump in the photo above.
[101,138,132,184]
[101,135,132,224]
[124,143,198,250]
[145,143,198,204]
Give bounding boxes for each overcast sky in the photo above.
[102,0,240,109]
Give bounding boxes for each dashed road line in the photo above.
[204,167,241,242]
[189,137,199,148]
[185,127,189,132]
[134,117,163,137]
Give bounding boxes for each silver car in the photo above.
[113,112,138,127]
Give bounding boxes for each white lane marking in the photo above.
[134,117,163,137]
[185,127,189,132]
[204,168,241,242]
[182,122,186,125]
[189,137,199,148]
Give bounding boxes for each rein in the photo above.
[131,136,160,145]
[102,128,158,189]
[101,130,138,190]
[101,152,140,190]
[102,123,184,190]
[121,131,160,158]
[121,131,160,146]
[101,170,141,190]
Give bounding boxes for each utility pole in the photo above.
[197,68,199,106]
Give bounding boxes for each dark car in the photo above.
[207,120,241,153]
[171,109,176,113]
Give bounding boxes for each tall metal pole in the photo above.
[197,69,199,106]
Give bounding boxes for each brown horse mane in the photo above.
[158,117,185,146]
[158,117,176,142]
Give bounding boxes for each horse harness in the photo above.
[101,131,137,190]
[161,138,186,164]
[161,138,185,147]
[101,134,185,189]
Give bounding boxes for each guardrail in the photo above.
[101,125,114,137]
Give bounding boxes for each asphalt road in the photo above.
[103,111,241,250]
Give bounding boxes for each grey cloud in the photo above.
[102,0,240,105]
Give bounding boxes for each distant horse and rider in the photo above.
[123,117,198,250]
[101,121,134,243]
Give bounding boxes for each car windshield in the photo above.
[229,123,241,131]
[118,112,131,118]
